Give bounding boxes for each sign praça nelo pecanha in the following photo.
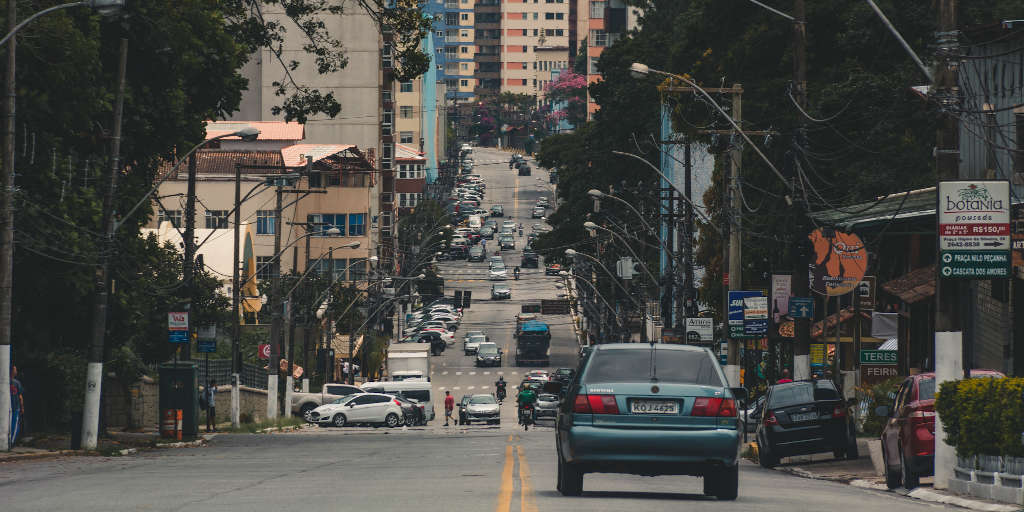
[938,181,1011,279]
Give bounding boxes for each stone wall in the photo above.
[103,377,268,429]
[201,384,269,424]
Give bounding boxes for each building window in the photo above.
[521,79,527,86]
[308,214,346,236]
[400,106,414,118]
[349,258,368,282]
[256,210,275,235]
[555,29,564,36]
[460,79,469,87]
[590,29,608,46]
[522,45,527,52]
[256,256,275,281]
[400,131,414,144]
[348,213,366,236]
[446,13,458,25]
[382,44,393,68]
[545,12,554,19]
[382,88,392,103]
[445,78,458,89]
[157,209,182,228]
[205,210,228,229]
[461,13,468,20]
[460,46,468,53]
[460,63,468,70]
[533,12,538,19]
[382,110,393,135]
[400,80,413,92]
[381,212,392,236]
[590,57,600,74]
[590,0,606,18]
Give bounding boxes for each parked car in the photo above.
[309,393,405,428]
[491,284,511,300]
[537,199,550,208]
[490,204,504,217]
[756,379,858,469]
[531,207,545,218]
[463,394,501,425]
[877,369,1005,489]
[742,395,766,433]
[556,343,745,499]
[545,264,562,276]
[535,392,559,419]
[458,394,472,424]
[475,342,502,367]
[361,381,435,423]
[293,383,365,421]
[393,394,425,426]
[551,368,575,385]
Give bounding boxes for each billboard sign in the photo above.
[743,296,768,336]
[808,229,868,296]
[938,181,1011,279]
[770,274,791,324]
[727,291,761,338]
[685,317,713,343]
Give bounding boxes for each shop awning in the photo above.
[808,187,937,230]
[881,265,936,304]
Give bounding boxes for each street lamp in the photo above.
[583,221,659,285]
[558,270,622,329]
[0,1,124,48]
[586,189,680,258]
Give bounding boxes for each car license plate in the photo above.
[791,412,816,422]
[630,399,678,415]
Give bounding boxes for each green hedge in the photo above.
[936,377,1024,458]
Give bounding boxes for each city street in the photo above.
[0,147,957,511]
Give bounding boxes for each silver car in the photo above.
[535,392,559,419]
[463,394,500,425]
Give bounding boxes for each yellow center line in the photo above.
[496,445,515,512]
[517,446,538,512]
[513,176,519,215]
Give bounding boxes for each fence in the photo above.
[184,359,267,390]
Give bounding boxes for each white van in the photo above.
[360,381,435,421]
[468,215,482,231]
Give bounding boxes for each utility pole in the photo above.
[0,0,16,451]
[791,0,812,381]
[230,163,241,428]
[725,84,743,387]
[681,139,695,323]
[267,185,283,419]
[83,38,128,450]
[180,151,198,362]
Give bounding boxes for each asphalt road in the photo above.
[0,148,957,511]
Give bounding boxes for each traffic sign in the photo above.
[743,296,768,336]
[197,339,217,353]
[788,297,814,319]
[859,349,897,365]
[939,181,1011,279]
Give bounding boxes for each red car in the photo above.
[878,369,1004,489]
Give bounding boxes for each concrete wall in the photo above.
[103,379,270,429]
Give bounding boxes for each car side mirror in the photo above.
[874,405,890,417]
[729,387,748,401]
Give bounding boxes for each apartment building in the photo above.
[395,144,427,214]
[582,0,640,117]
[435,0,477,103]
[394,28,448,184]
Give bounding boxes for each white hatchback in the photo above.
[309,393,405,428]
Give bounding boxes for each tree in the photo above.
[542,71,588,128]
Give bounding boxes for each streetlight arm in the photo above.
[610,150,723,235]
[117,132,244,231]
[589,224,659,285]
[0,2,89,48]
[571,251,642,309]
[597,191,681,259]
[568,272,624,327]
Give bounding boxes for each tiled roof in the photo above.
[205,121,305,141]
[881,264,936,304]
[280,144,355,167]
[158,151,284,177]
[395,143,425,161]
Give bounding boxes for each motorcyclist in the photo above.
[513,266,520,280]
[495,377,507,402]
[516,383,537,426]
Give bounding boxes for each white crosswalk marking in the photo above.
[483,371,491,375]
[467,386,475,390]
[480,386,489,390]
[455,371,463,376]
[442,371,449,375]
[469,371,477,376]
[497,371,504,374]
[453,386,461,390]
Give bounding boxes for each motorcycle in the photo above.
[496,386,507,402]
[518,404,534,431]
[514,270,520,280]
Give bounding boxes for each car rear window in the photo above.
[582,348,723,386]
[404,390,430,402]
[769,381,839,408]
[918,378,936,400]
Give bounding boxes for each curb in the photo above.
[0,446,141,463]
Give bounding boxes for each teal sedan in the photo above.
[555,343,746,500]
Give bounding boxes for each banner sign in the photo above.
[770,274,791,324]
[685,317,713,343]
[857,276,876,310]
[860,349,897,365]
[728,291,761,338]
[168,311,189,344]
[939,181,1011,279]
[743,296,768,336]
[809,229,868,296]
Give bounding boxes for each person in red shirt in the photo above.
[444,390,455,426]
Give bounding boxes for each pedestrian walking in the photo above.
[204,380,217,432]
[776,368,793,384]
[443,390,455,426]
[9,365,23,446]
[342,360,350,383]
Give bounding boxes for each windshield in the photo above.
[468,335,486,343]
[478,345,498,355]
[918,378,936,400]
[470,395,496,405]
[583,348,723,386]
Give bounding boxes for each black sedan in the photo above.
[756,379,858,467]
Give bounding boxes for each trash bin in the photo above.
[160,409,182,440]
[158,363,198,438]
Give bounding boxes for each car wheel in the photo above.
[900,446,919,489]
[703,464,739,500]
[332,414,347,428]
[300,403,317,422]
[405,415,416,427]
[556,454,583,496]
[883,447,902,489]
[846,434,860,460]
[833,446,846,459]
[385,413,400,428]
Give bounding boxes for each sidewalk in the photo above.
[758,438,1021,512]
[0,428,211,463]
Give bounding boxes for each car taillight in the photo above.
[692,397,735,417]
[573,394,591,413]
[833,406,847,418]
[764,411,778,426]
[395,400,402,407]
[909,410,936,424]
